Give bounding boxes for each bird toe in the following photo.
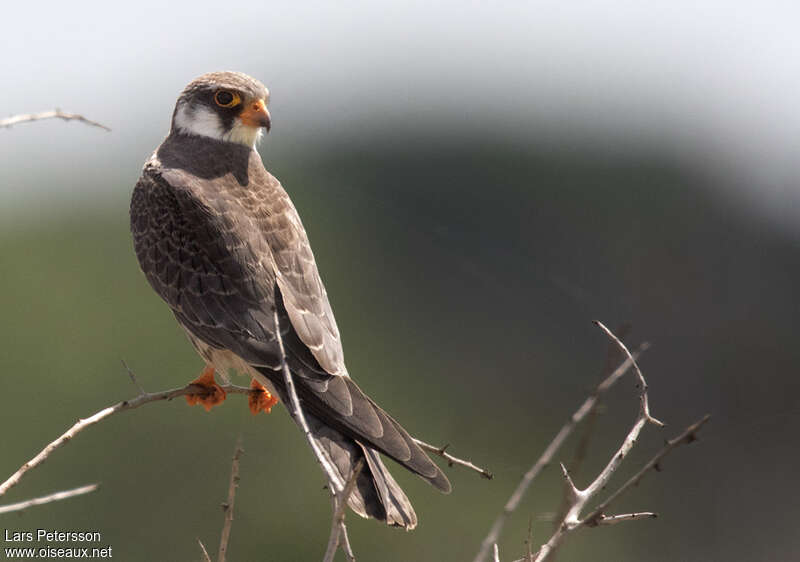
[185,365,227,411]
[248,379,279,415]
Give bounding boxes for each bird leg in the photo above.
[185,365,227,411]
[249,379,279,415]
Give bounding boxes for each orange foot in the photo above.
[185,365,227,412]
[249,379,279,415]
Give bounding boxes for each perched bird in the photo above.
[130,71,450,528]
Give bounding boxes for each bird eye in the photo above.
[214,90,240,108]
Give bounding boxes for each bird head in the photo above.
[171,71,271,147]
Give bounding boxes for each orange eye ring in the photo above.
[214,90,241,108]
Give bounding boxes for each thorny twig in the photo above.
[527,322,703,562]
[553,325,630,532]
[218,437,244,562]
[472,341,648,562]
[413,439,492,479]
[507,416,710,562]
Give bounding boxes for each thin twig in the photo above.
[493,543,500,562]
[197,539,212,562]
[323,459,363,562]
[273,309,358,561]
[339,522,356,562]
[532,330,660,561]
[525,516,534,562]
[595,512,658,526]
[0,110,110,131]
[0,381,251,498]
[472,344,648,562]
[593,320,663,427]
[413,439,492,479]
[0,484,99,515]
[273,311,344,494]
[218,437,244,562]
[121,359,146,396]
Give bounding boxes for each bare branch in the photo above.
[218,437,244,562]
[197,539,212,562]
[339,524,356,562]
[413,439,492,479]
[0,483,98,515]
[472,344,647,562]
[273,309,360,561]
[593,320,663,427]
[273,311,345,495]
[530,324,662,561]
[530,416,709,561]
[554,325,630,531]
[0,110,110,131]
[493,543,500,562]
[526,324,708,562]
[0,381,252,498]
[509,420,707,562]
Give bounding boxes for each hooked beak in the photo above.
[239,98,271,132]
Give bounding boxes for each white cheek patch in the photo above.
[174,104,225,141]
[174,102,262,147]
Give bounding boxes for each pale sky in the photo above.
[2,1,799,230]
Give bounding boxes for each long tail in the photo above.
[257,367,450,491]
[254,367,451,527]
[306,413,418,528]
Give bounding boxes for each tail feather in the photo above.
[305,413,418,529]
[254,357,451,528]
[257,366,452,494]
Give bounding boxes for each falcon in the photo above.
[130,71,450,528]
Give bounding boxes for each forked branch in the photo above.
[472,340,649,562]
[478,321,708,562]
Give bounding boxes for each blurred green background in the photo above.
[3,2,800,561]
